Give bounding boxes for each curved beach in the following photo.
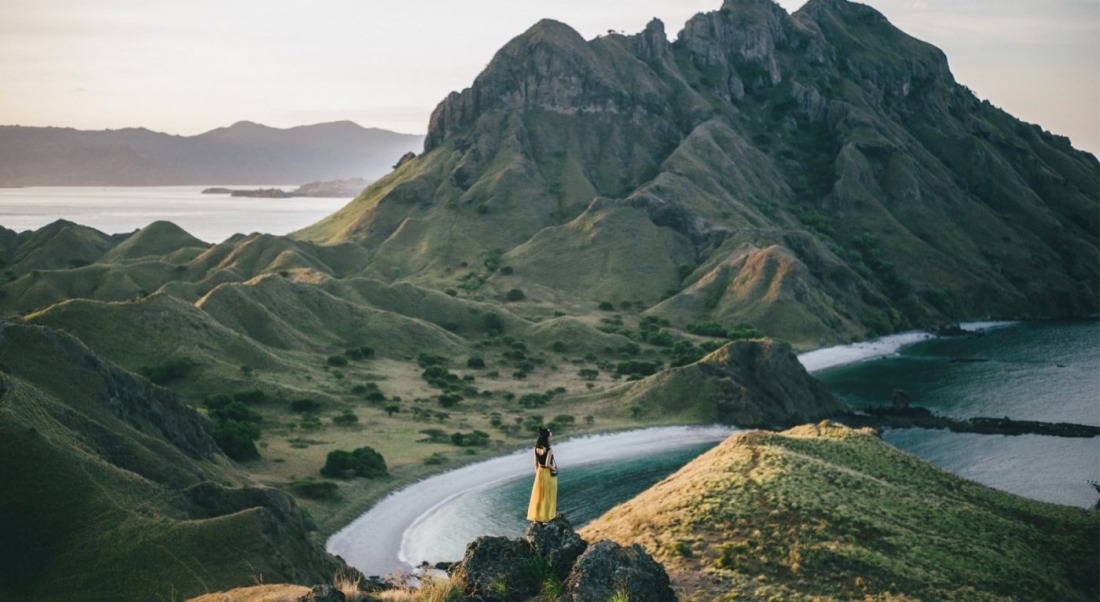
[326,425,737,576]
[327,321,1019,577]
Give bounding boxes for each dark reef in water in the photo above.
[839,405,1100,438]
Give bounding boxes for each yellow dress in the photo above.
[526,448,557,522]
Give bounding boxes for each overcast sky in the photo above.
[1,0,1096,156]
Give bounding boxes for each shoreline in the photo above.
[796,321,1015,373]
[325,320,1022,577]
[326,425,737,577]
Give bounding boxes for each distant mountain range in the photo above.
[0,121,423,186]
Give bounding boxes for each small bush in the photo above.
[291,398,322,413]
[332,411,359,426]
[505,288,526,302]
[467,356,486,369]
[289,480,340,501]
[320,446,388,479]
[140,357,196,385]
[326,355,349,367]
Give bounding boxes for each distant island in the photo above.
[0,121,423,186]
[202,178,371,199]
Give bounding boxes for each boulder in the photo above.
[296,585,345,602]
[565,540,675,602]
[448,536,539,602]
[525,515,587,580]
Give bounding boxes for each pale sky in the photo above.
[1,0,1097,157]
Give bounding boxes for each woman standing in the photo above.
[526,427,558,522]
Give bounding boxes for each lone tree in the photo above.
[320,446,388,479]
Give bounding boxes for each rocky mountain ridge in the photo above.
[298,0,1097,348]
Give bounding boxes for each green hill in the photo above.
[0,323,342,601]
[581,423,1099,601]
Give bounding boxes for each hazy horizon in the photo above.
[2,0,1097,156]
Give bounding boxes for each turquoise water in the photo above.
[817,321,1100,508]
[403,321,1099,567]
[401,443,715,566]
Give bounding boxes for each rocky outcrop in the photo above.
[619,338,847,427]
[566,540,676,602]
[449,516,672,602]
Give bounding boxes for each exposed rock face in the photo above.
[449,516,671,602]
[566,540,676,602]
[301,0,1098,348]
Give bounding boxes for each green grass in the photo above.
[582,423,1099,601]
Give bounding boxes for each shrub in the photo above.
[290,398,322,413]
[384,403,401,416]
[332,411,359,426]
[450,430,490,447]
[438,393,463,408]
[232,388,265,404]
[140,357,196,385]
[212,420,261,461]
[551,340,568,353]
[209,401,262,425]
[483,312,506,335]
[320,446,388,479]
[289,480,340,501]
[616,360,660,376]
[467,356,486,369]
[505,288,526,302]
[326,354,349,367]
[578,368,599,380]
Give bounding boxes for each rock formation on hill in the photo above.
[449,516,676,602]
[298,0,1097,348]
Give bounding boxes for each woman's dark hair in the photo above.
[535,427,551,449]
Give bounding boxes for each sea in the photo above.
[3,187,1097,571]
[395,321,1099,569]
[0,185,352,243]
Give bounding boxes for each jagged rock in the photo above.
[393,151,417,169]
[525,515,588,580]
[448,535,539,602]
[565,540,675,602]
[296,585,345,602]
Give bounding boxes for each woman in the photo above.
[526,427,558,522]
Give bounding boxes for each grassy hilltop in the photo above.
[582,424,1099,601]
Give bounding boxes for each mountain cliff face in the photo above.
[0,121,423,185]
[298,0,1098,348]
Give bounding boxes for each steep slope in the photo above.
[581,424,1098,600]
[587,338,846,425]
[0,323,342,601]
[297,0,1098,348]
[0,121,423,185]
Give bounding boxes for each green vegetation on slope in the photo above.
[582,423,1099,601]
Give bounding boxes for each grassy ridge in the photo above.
[0,324,341,601]
[581,423,1099,601]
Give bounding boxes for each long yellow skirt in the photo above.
[526,465,558,522]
